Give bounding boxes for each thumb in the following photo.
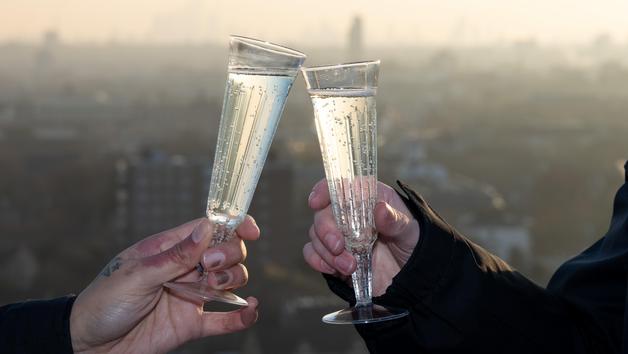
[374,201,419,251]
[374,202,411,237]
[141,218,213,284]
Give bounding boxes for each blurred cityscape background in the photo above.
[1,1,628,353]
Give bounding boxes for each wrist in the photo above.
[70,294,90,354]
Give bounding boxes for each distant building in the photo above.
[35,30,60,74]
[113,149,295,249]
[467,224,532,269]
[395,150,532,269]
[114,151,207,243]
[347,16,363,61]
[247,156,294,265]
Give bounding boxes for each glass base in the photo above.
[322,304,408,325]
[164,281,248,307]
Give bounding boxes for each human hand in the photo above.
[303,180,420,296]
[70,216,260,354]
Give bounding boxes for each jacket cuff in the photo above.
[323,273,355,305]
[0,295,77,353]
[387,180,457,305]
[323,181,457,308]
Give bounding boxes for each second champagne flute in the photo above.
[164,36,306,306]
[302,60,409,324]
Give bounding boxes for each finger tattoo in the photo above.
[100,256,123,277]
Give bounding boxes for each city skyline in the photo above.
[2,0,628,45]
[1,14,627,351]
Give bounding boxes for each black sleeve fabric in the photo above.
[0,295,76,354]
[325,180,620,354]
[546,163,628,353]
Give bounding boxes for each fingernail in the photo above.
[325,233,342,253]
[335,254,354,274]
[386,204,399,224]
[214,271,230,286]
[384,203,394,216]
[308,190,316,204]
[334,240,343,254]
[204,252,225,269]
[250,217,260,235]
[192,222,208,244]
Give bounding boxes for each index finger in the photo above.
[124,218,206,258]
[308,178,331,210]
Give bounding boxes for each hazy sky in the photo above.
[2,0,628,45]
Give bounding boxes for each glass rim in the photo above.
[300,60,380,73]
[230,35,307,59]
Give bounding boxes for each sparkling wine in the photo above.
[310,89,378,253]
[207,71,294,242]
[304,60,407,324]
[163,35,305,307]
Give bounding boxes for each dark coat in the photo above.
[0,296,75,353]
[325,163,628,354]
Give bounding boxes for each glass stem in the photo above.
[351,247,373,307]
[209,221,236,246]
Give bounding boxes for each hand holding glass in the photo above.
[164,36,306,306]
[302,61,409,324]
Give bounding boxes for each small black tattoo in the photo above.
[100,257,123,277]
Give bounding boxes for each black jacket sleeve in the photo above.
[0,295,76,354]
[325,174,627,354]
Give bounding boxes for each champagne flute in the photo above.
[164,36,306,306]
[302,61,409,324]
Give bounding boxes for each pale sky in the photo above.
[2,0,628,45]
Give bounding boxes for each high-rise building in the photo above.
[347,16,363,61]
[35,30,60,74]
[113,149,296,251]
[113,151,207,243]
[247,156,295,265]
